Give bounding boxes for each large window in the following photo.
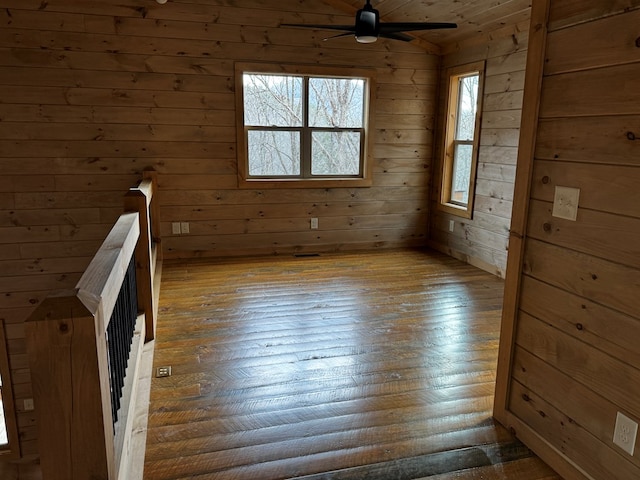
[236,63,375,188]
[440,61,485,218]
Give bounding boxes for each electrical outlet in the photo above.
[614,411,638,456]
[310,218,319,230]
[156,366,172,378]
[171,222,181,235]
[24,398,34,411]
[552,186,580,221]
[180,222,190,234]
[449,220,455,232]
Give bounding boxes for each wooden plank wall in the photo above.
[152,11,437,259]
[0,0,437,473]
[500,2,640,479]
[428,19,530,278]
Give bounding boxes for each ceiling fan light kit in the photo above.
[282,0,457,44]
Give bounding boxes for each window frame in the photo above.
[0,319,21,459]
[439,61,485,219]
[235,63,375,189]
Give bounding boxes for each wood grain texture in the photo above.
[144,249,560,480]
[429,20,529,278]
[328,0,531,48]
[0,0,435,466]
[495,2,640,479]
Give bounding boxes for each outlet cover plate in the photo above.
[614,411,638,456]
[552,186,580,221]
[156,366,172,378]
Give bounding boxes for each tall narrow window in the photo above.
[236,63,375,188]
[440,61,485,218]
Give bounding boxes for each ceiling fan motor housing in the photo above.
[355,3,379,43]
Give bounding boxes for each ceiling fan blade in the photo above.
[280,23,355,32]
[281,1,457,44]
[378,32,414,42]
[379,22,457,33]
[323,32,356,41]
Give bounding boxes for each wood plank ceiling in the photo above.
[322,0,532,47]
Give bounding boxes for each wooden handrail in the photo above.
[76,213,140,324]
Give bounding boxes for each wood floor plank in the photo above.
[144,249,560,480]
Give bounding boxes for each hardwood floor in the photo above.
[143,249,561,480]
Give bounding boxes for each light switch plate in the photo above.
[171,222,181,234]
[552,186,580,221]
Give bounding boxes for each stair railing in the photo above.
[25,169,160,480]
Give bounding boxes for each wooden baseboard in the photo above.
[162,241,427,261]
[427,240,505,278]
[495,409,594,480]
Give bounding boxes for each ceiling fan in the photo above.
[282,0,457,44]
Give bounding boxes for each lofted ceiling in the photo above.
[320,0,531,50]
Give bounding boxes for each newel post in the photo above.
[124,179,156,342]
[143,168,162,261]
[26,292,115,480]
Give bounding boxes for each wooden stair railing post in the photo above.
[143,168,162,261]
[26,212,141,480]
[124,180,155,342]
[26,292,115,480]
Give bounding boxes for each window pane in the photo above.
[247,130,300,176]
[311,131,361,175]
[309,78,364,128]
[451,143,473,205]
[243,74,303,127]
[455,74,479,141]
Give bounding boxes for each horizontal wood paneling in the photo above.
[509,377,639,479]
[429,22,529,278]
[539,63,640,118]
[547,0,640,30]
[519,276,640,367]
[545,8,640,75]
[499,2,640,479]
[0,0,438,473]
[535,115,640,165]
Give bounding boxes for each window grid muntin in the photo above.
[439,61,485,218]
[243,72,367,180]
